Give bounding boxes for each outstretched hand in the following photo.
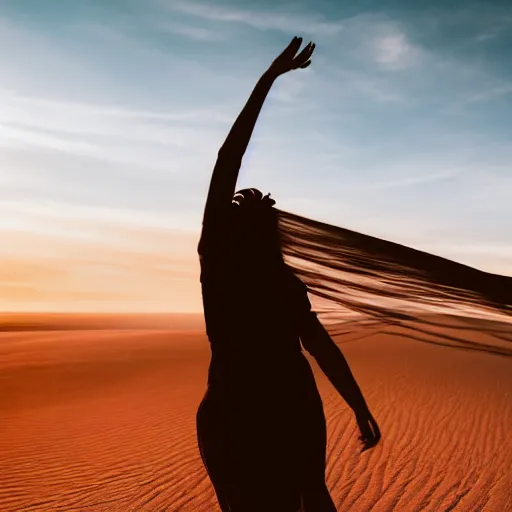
[356,410,381,452]
[267,36,315,77]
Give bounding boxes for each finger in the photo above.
[358,422,380,450]
[367,439,379,450]
[360,436,377,452]
[302,42,315,59]
[293,44,315,69]
[367,431,380,448]
[284,36,303,55]
[293,43,312,64]
[360,438,373,452]
[294,41,314,63]
[363,425,378,446]
[359,419,372,433]
[370,418,381,442]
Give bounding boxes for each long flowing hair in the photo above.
[275,209,512,358]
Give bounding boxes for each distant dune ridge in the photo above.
[0,312,205,332]
[1,313,511,511]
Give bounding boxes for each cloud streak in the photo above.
[160,21,226,41]
[368,167,465,190]
[165,1,344,36]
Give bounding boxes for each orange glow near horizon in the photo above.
[2,210,510,318]
[0,217,203,313]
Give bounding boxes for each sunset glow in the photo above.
[1,1,511,311]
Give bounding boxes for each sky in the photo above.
[1,0,511,312]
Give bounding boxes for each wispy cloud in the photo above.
[0,200,193,232]
[373,32,421,70]
[368,167,465,190]
[3,94,233,124]
[160,21,225,41]
[461,84,512,104]
[0,92,233,176]
[476,28,501,42]
[0,123,101,156]
[165,1,344,36]
[330,69,405,103]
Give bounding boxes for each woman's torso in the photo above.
[199,247,312,395]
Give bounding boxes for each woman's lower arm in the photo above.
[317,348,369,415]
[304,322,369,414]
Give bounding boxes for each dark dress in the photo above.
[196,224,329,512]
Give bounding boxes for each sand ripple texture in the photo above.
[1,315,511,511]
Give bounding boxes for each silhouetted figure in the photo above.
[196,37,380,512]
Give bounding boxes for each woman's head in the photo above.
[230,188,282,264]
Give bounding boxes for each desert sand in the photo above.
[1,313,511,511]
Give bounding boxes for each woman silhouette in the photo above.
[196,37,380,512]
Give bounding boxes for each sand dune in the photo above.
[1,314,511,511]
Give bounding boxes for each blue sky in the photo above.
[1,0,511,311]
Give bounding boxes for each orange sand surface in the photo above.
[1,314,511,511]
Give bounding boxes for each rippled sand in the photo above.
[1,314,511,511]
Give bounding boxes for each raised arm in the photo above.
[200,37,315,242]
[299,297,381,451]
